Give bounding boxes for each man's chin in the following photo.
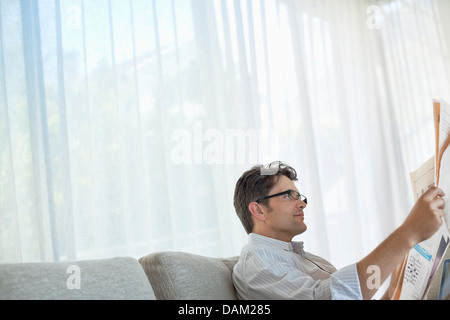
[296,224,307,235]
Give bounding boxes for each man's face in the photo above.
[260,175,307,242]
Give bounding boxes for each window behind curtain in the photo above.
[0,0,449,268]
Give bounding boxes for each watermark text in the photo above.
[66,265,81,290]
[171,121,279,165]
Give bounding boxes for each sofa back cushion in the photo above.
[0,256,156,300]
[139,251,238,300]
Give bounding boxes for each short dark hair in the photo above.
[233,161,298,234]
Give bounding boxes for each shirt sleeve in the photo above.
[233,247,362,300]
[329,263,363,300]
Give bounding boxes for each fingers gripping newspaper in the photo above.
[391,99,450,300]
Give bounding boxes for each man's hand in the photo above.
[400,186,446,246]
[357,186,446,300]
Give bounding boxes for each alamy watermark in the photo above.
[366,5,383,30]
[366,264,381,290]
[170,121,279,165]
[66,265,81,290]
[64,259,382,292]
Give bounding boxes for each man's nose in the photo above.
[297,198,306,208]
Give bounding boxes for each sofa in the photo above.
[0,251,239,300]
[0,250,447,300]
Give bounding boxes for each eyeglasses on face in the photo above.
[255,189,307,204]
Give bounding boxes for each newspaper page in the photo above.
[436,99,450,227]
[391,99,450,300]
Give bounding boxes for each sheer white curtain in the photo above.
[1,0,449,269]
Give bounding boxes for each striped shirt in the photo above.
[232,233,362,300]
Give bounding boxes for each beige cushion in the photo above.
[139,251,238,300]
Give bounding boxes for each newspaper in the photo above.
[435,99,450,226]
[391,99,450,300]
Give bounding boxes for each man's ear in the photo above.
[248,202,266,221]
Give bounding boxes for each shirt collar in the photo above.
[248,233,304,254]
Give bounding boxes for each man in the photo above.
[232,161,446,300]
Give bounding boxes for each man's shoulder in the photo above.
[233,240,292,284]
